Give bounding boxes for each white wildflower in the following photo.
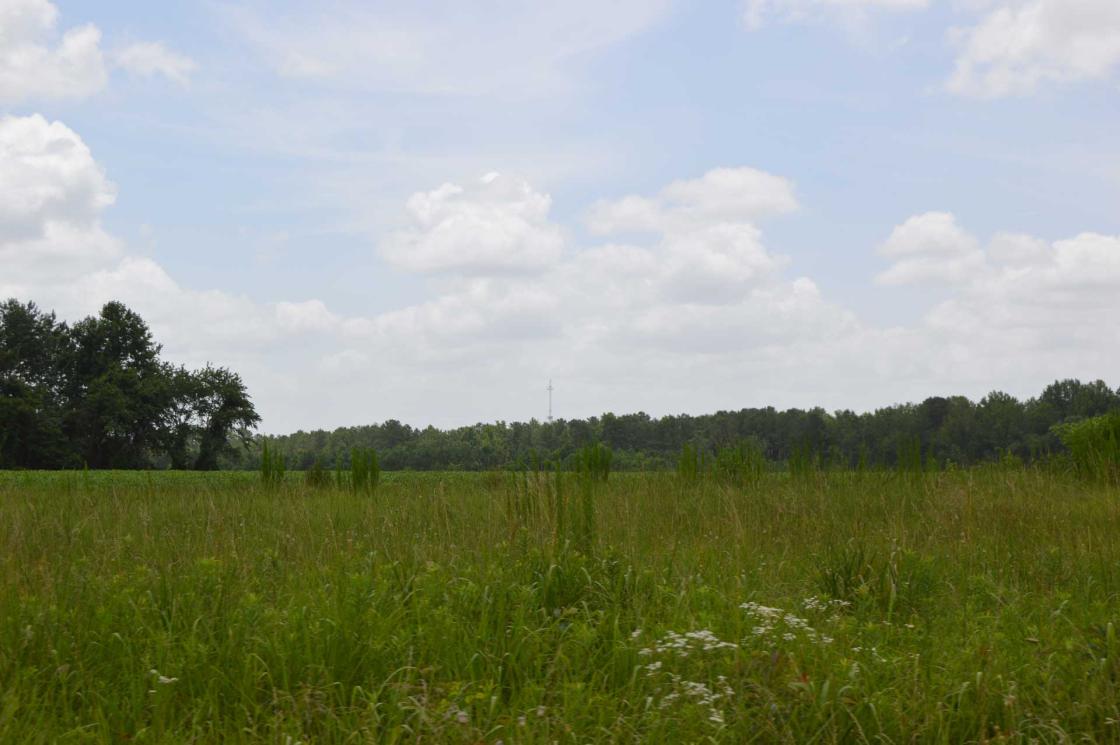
[149,668,178,685]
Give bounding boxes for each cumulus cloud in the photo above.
[381,173,565,275]
[111,41,198,85]
[5,111,1118,430]
[876,211,985,285]
[0,114,338,391]
[947,0,1120,97]
[587,166,798,235]
[0,0,106,102]
[871,211,1120,386]
[741,0,929,30]
[274,299,340,333]
[376,168,843,371]
[739,0,1120,98]
[0,114,116,241]
[0,115,121,288]
[922,231,1120,382]
[0,0,195,102]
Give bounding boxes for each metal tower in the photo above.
[547,379,554,423]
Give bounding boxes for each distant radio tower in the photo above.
[547,379,554,423]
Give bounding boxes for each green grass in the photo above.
[2,468,1119,743]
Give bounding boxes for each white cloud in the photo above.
[588,166,798,234]
[112,41,197,85]
[947,0,1120,97]
[5,110,1118,431]
[381,173,565,275]
[741,0,929,31]
[660,167,800,223]
[658,223,788,304]
[274,299,340,333]
[374,168,841,372]
[0,115,121,289]
[922,231,1120,381]
[876,211,985,285]
[0,0,196,102]
[986,232,1049,265]
[0,114,116,241]
[870,211,1120,387]
[0,114,348,422]
[0,0,106,102]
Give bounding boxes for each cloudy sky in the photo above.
[2,0,1118,432]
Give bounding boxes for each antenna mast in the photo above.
[547,379,554,423]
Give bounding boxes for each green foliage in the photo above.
[259,439,286,488]
[189,366,261,470]
[303,457,331,489]
[1056,412,1120,484]
[676,443,708,483]
[573,443,611,554]
[233,379,1120,473]
[895,435,925,481]
[677,440,766,487]
[348,447,381,494]
[815,542,938,621]
[713,439,767,487]
[788,438,819,480]
[3,467,1120,741]
[576,442,612,483]
[0,298,259,469]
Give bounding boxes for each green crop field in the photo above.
[2,468,1119,743]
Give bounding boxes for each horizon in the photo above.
[264,376,1115,438]
[3,0,1119,432]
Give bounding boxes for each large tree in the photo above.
[0,299,260,469]
[64,302,173,468]
[0,301,72,468]
[190,365,260,470]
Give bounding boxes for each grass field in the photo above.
[2,468,1119,743]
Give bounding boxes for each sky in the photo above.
[1,0,1119,433]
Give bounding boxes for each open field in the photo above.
[2,468,1120,743]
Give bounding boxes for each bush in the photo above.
[304,458,331,488]
[1055,413,1120,485]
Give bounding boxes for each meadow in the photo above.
[2,467,1119,743]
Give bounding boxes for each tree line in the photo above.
[0,300,259,469]
[249,379,1120,472]
[5,299,1118,473]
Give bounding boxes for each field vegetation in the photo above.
[6,301,1120,741]
[2,461,1119,743]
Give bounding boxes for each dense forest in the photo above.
[252,379,1120,472]
[0,299,258,469]
[4,298,1118,472]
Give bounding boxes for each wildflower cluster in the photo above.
[635,629,737,727]
[800,595,851,616]
[652,674,735,725]
[740,601,834,646]
[638,629,738,662]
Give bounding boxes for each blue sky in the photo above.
[3,0,1119,431]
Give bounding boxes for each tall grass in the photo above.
[1,467,1119,742]
[259,439,286,488]
[1057,412,1120,485]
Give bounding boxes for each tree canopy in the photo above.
[4,298,1117,473]
[250,380,1120,473]
[0,299,259,469]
